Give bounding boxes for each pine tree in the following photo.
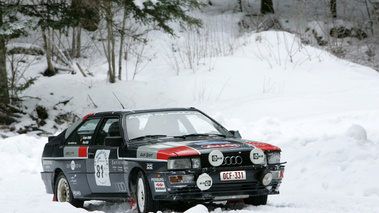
[0,2,38,105]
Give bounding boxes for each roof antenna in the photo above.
[113,92,125,109]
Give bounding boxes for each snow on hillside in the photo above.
[1,29,379,213]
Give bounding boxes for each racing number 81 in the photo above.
[96,165,104,178]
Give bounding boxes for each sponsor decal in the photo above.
[128,111,199,120]
[72,190,82,197]
[42,160,53,171]
[94,150,111,186]
[66,161,82,170]
[70,175,78,184]
[139,152,155,158]
[63,146,88,158]
[147,163,153,170]
[202,143,240,149]
[196,141,230,145]
[208,150,224,167]
[70,160,76,170]
[154,182,166,192]
[111,160,124,172]
[81,136,92,145]
[245,141,281,151]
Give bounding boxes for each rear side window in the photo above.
[66,118,101,145]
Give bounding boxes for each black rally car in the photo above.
[41,107,285,212]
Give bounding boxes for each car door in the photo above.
[86,117,128,194]
[63,117,101,198]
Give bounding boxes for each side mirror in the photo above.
[229,130,242,139]
[104,136,123,146]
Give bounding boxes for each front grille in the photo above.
[171,181,266,194]
[202,152,252,167]
[222,155,243,166]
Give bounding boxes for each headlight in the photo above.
[168,157,201,170]
[267,152,281,164]
[168,158,191,170]
[191,158,201,169]
[261,171,273,186]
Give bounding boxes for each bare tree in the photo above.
[0,14,9,105]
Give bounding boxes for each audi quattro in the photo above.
[41,107,285,213]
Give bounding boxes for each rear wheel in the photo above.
[55,172,84,207]
[243,195,268,206]
[135,171,159,213]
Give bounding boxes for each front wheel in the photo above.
[55,172,83,207]
[136,171,159,213]
[243,195,268,206]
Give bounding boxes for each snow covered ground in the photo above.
[2,30,379,212]
[1,1,379,212]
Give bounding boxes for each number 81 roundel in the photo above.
[94,150,111,186]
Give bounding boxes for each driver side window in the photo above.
[94,118,120,146]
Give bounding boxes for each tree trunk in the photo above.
[0,15,10,105]
[42,29,55,76]
[72,27,76,57]
[331,0,337,18]
[71,26,82,58]
[238,0,243,12]
[76,27,81,58]
[118,8,127,81]
[103,0,116,83]
[261,0,275,14]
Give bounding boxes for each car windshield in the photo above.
[125,110,231,141]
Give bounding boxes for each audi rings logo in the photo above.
[222,156,243,165]
[115,182,127,192]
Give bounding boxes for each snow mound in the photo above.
[346,124,367,142]
[184,204,209,213]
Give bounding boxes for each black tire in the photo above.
[243,195,268,206]
[55,172,84,208]
[135,171,159,213]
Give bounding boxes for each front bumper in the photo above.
[152,165,284,202]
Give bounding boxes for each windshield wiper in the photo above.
[129,135,167,141]
[174,133,227,139]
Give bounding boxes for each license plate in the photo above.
[220,170,246,181]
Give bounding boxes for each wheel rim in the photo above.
[137,177,145,213]
[57,178,70,202]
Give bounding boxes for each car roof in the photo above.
[83,107,199,119]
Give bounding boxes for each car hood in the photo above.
[134,139,280,160]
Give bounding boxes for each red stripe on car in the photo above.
[78,146,88,157]
[157,146,200,160]
[245,142,281,151]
